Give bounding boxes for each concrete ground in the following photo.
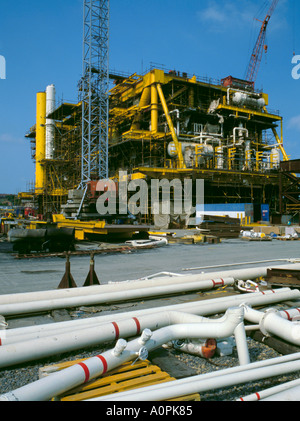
[0,236,299,295]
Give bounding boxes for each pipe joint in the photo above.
[138,328,153,345]
[259,308,278,337]
[131,346,149,364]
[224,306,244,327]
[112,339,127,357]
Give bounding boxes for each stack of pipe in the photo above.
[0,263,300,316]
[1,263,300,401]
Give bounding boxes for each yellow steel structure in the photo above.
[53,215,106,240]
[25,67,292,217]
[35,92,46,194]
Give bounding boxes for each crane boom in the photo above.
[245,0,279,84]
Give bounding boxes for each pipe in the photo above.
[171,338,217,359]
[0,307,246,401]
[168,109,180,135]
[88,351,300,401]
[271,126,289,162]
[89,358,300,401]
[131,86,150,130]
[3,288,299,345]
[2,262,300,306]
[234,280,260,293]
[237,378,300,401]
[45,84,55,160]
[156,83,186,168]
[0,311,214,367]
[151,82,158,133]
[182,259,300,272]
[0,274,236,306]
[260,384,300,401]
[0,308,250,369]
[3,262,300,316]
[243,305,300,346]
[0,277,236,316]
[233,127,248,146]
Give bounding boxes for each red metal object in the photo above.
[221,76,254,91]
[245,0,279,85]
[24,207,36,218]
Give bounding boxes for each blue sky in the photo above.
[0,0,299,193]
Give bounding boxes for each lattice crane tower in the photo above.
[80,0,109,186]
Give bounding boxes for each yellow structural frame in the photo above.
[109,68,290,172]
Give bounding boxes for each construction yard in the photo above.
[0,233,300,403]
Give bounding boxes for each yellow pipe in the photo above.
[188,87,194,107]
[131,86,151,131]
[271,126,289,162]
[156,83,186,169]
[35,91,46,193]
[151,83,158,133]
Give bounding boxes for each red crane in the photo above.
[245,0,279,85]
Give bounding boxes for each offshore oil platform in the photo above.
[18,0,300,232]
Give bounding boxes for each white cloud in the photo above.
[288,115,300,131]
[197,0,256,28]
[197,0,287,33]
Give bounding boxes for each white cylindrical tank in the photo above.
[232,92,265,110]
[215,146,224,169]
[271,148,280,169]
[167,141,179,157]
[45,84,56,160]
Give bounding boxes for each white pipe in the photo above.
[0,277,236,316]
[45,84,55,160]
[260,384,300,401]
[244,305,300,323]
[0,308,250,369]
[0,307,246,401]
[87,356,300,401]
[1,262,300,306]
[88,352,300,401]
[3,288,299,345]
[0,311,216,367]
[171,338,217,358]
[182,258,300,272]
[233,127,248,146]
[237,378,300,401]
[243,305,300,346]
[2,288,296,341]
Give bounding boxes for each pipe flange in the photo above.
[259,308,278,337]
[138,346,148,361]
